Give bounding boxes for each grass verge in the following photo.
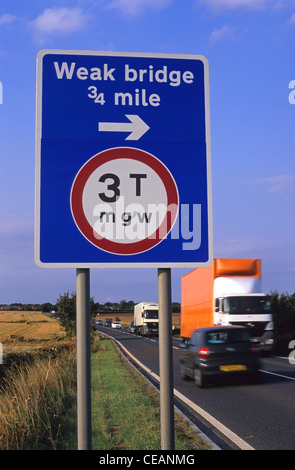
[91,335,209,450]
[0,334,210,450]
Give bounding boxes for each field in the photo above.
[0,310,181,355]
[0,311,66,353]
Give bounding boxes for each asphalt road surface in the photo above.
[96,325,295,450]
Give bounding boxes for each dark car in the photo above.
[104,320,112,327]
[129,321,135,333]
[179,326,261,387]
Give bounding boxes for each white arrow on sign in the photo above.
[98,114,150,141]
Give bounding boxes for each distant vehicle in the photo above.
[95,320,103,326]
[134,302,159,336]
[129,321,135,333]
[179,326,261,388]
[111,321,122,329]
[104,320,112,327]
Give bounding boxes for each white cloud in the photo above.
[253,174,295,198]
[0,14,17,26]
[257,174,295,191]
[197,0,270,10]
[105,0,174,16]
[29,7,89,43]
[209,25,237,45]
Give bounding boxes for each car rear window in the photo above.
[206,329,250,344]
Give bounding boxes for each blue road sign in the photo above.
[35,50,212,267]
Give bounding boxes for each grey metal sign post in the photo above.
[158,268,175,450]
[76,268,92,450]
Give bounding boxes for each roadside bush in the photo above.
[270,291,295,354]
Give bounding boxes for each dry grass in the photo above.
[0,312,76,449]
[0,312,66,354]
[0,342,77,450]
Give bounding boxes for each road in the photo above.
[95,325,295,450]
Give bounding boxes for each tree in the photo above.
[55,291,76,337]
[171,302,180,312]
[41,302,56,313]
[119,299,135,311]
[119,299,128,310]
[104,302,113,311]
[270,290,295,353]
[90,297,99,317]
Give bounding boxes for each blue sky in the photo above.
[0,0,295,305]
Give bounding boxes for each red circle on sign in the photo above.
[71,147,179,255]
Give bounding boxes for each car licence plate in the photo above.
[219,364,247,372]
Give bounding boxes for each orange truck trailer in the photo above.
[181,258,274,353]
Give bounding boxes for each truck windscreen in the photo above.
[225,296,271,315]
[144,310,158,319]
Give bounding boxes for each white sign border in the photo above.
[35,50,213,268]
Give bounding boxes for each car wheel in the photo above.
[194,367,206,388]
[180,364,189,380]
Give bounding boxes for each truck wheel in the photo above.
[194,368,206,388]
